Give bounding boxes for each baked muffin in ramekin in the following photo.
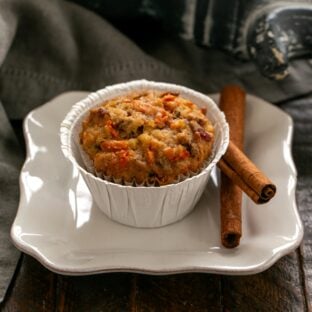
[60,80,229,228]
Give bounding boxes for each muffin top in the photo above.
[79,91,214,185]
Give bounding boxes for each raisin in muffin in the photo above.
[79,91,214,185]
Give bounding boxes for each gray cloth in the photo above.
[0,103,22,302]
[0,0,311,303]
[0,0,204,120]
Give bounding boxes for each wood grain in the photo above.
[1,255,56,312]
[298,177,312,312]
[0,254,308,311]
[54,273,133,312]
[132,274,222,312]
[222,252,306,312]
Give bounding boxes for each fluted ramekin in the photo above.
[60,80,229,228]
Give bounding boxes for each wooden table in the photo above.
[0,251,306,311]
[1,95,311,312]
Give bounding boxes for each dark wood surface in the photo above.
[1,95,311,312]
[0,251,308,311]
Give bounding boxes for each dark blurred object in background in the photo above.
[68,0,312,80]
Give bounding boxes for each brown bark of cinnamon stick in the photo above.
[219,141,276,204]
[219,85,246,248]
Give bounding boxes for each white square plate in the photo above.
[11,91,303,275]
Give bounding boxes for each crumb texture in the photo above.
[80,91,214,185]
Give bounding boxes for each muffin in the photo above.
[79,91,214,185]
[60,80,229,227]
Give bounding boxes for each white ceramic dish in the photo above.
[11,91,303,275]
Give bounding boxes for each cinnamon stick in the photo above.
[219,141,276,204]
[219,85,245,248]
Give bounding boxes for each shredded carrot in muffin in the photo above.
[80,91,214,185]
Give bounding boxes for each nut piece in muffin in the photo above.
[79,91,214,185]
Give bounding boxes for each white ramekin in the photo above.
[60,80,229,228]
